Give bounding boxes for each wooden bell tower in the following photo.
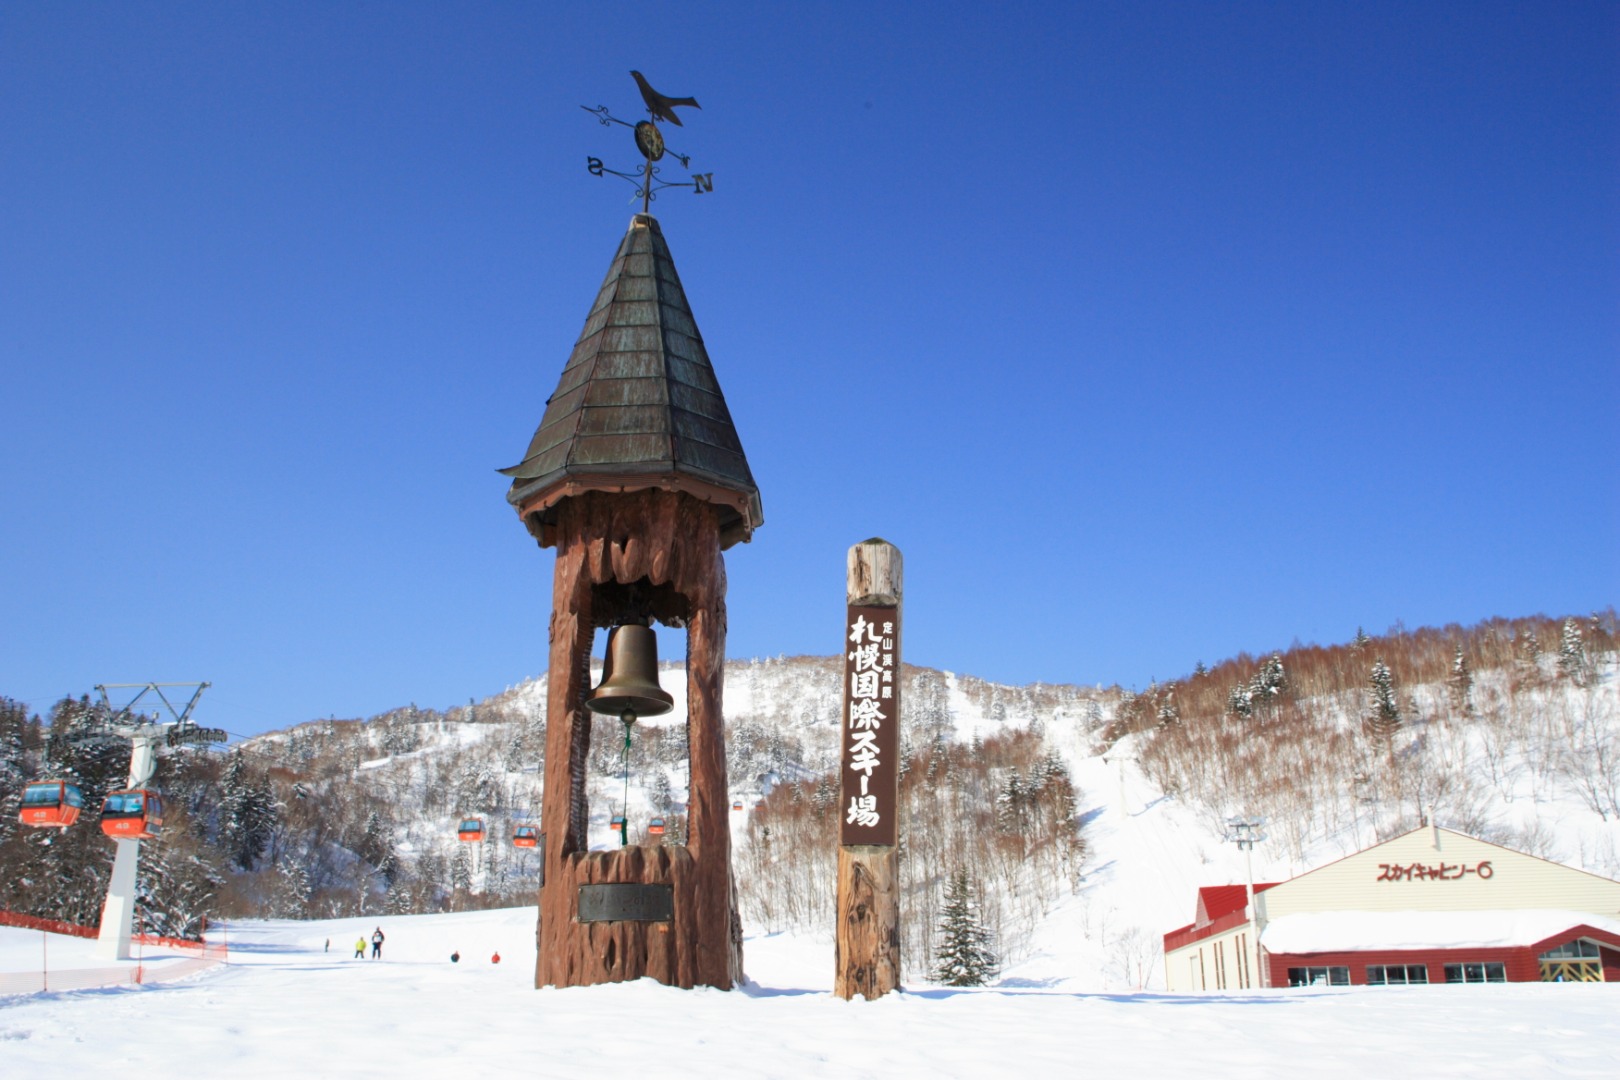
[502,213,762,990]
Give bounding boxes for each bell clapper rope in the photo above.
[620,709,635,847]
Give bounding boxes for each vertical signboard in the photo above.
[839,605,900,846]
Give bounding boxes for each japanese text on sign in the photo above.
[839,606,900,846]
[1375,861,1494,882]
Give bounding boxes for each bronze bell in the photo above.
[587,623,674,720]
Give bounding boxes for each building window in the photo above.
[1540,940,1599,959]
[1366,964,1429,985]
[1287,966,1350,987]
[1539,940,1603,982]
[1443,962,1507,984]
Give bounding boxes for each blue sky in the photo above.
[2,2,1614,737]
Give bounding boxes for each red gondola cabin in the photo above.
[512,825,539,848]
[19,780,84,829]
[100,789,162,839]
[648,817,666,836]
[457,818,484,842]
[609,815,625,833]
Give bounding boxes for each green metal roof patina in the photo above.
[501,214,762,549]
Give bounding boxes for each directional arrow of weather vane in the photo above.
[582,71,714,214]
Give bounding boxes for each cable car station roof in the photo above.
[502,214,762,549]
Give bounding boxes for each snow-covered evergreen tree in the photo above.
[1366,659,1402,750]
[1521,627,1543,666]
[359,810,398,886]
[136,829,221,939]
[1448,644,1474,715]
[996,771,1026,835]
[932,868,998,986]
[1253,653,1288,705]
[1560,618,1589,685]
[0,698,30,847]
[449,845,472,896]
[270,858,312,918]
[1156,691,1180,728]
[220,753,277,870]
[649,770,675,815]
[811,772,838,818]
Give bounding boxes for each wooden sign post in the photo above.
[834,538,902,1000]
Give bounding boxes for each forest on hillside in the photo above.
[1128,612,1619,868]
[0,610,1613,978]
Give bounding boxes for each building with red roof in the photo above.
[1164,825,1620,990]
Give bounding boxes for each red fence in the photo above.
[0,910,97,939]
[0,909,224,958]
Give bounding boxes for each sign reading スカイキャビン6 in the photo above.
[1375,860,1494,882]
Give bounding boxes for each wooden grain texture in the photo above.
[835,538,903,1000]
[847,537,903,606]
[835,845,901,1000]
[535,489,741,990]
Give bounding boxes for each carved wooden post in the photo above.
[835,538,902,999]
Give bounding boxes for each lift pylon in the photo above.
[91,682,219,961]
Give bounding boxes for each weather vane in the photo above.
[583,71,713,214]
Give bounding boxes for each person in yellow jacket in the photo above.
[353,936,366,958]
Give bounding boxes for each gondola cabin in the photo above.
[512,824,539,848]
[19,780,84,828]
[100,789,162,839]
[609,815,625,833]
[647,817,666,836]
[732,800,743,812]
[457,818,484,842]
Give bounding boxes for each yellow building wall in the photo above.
[1165,924,1259,992]
[1257,827,1620,921]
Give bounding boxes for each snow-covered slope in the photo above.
[4,910,1620,1077]
[218,622,1620,993]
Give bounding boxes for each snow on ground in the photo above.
[998,732,1241,991]
[3,909,1620,1077]
[0,926,217,993]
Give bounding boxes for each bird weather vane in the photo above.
[583,71,714,214]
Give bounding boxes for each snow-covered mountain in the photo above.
[211,612,1618,991]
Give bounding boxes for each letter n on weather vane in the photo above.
[840,607,900,846]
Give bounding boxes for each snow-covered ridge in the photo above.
[207,616,1620,990]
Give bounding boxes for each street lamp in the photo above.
[1226,816,1268,988]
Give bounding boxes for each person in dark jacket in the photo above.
[371,927,385,959]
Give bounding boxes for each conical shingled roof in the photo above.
[502,214,762,549]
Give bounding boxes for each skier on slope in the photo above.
[371,926,385,959]
[353,936,366,958]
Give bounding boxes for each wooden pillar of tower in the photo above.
[503,214,761,990]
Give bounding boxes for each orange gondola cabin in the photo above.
[19,780,84,829]
[609,814,625,833]
[100,789,162,839]
[512,825,539,848]
[457,818,484,842]
[647,817,666,836]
